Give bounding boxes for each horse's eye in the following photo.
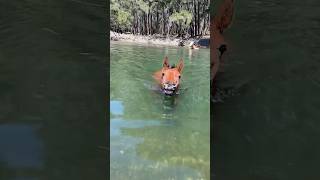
[178,75,181,79]
[162,73,165,77]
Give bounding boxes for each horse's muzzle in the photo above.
[162,83,178,95]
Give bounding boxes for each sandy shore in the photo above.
[110,31,208,47]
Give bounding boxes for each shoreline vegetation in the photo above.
[110,0,210,47]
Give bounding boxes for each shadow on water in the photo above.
[161,95,178,123]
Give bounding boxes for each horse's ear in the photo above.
[163,56,170,68]
[177,58,184,73]
[214,0,234,32]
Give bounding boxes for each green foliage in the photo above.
[110,0,134,30]
[136,0,149,13]
[169,10,192,25]
[110,0,120,11]
[110,0,210,36]
[116,10,132,28]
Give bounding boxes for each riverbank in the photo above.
[110,31,209,47]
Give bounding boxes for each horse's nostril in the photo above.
[218,44,227,56]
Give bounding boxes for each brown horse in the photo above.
[153,57,184,95]
[211,0,235,82]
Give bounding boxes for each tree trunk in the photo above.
[162,8,166,35]
[194,0,197,37]
[156,9,159,34]
[144,13,147,35]
[197,1,200,36]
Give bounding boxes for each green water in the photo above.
[213,0,320,179]
[110,42,210,179]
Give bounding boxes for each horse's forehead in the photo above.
[164,68,179,74]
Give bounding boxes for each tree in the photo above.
[169,10,192,37]
[110,0,210,38]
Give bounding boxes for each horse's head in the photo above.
[211,0,234,81]
[160,56,184,95]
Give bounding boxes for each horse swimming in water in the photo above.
[153,56,184,96]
